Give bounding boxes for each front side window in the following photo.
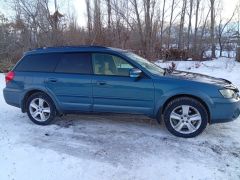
[92,53,134,76]
[55,53,92,74]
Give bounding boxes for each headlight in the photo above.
[219,89,236,98]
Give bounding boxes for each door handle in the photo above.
[96,81,106,85]
[47,78,58,83]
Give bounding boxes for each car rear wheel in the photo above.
[163,97,208,138]
[26,92,56,125]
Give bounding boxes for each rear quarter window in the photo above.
[15,53,60,72]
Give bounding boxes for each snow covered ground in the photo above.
[156,57,240,88]
[0,57,240,180]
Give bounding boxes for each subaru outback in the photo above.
[3,46,240,138]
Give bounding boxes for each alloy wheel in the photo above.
[169,105,202,134]
[29,98,51,122]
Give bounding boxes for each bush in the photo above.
[166,62,177,73]
[163,48,189,61]
[0,60,14,73]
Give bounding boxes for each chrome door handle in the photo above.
[96,81,106,85]
[47,78,58,83]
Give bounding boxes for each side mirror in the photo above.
[129,68,142,78]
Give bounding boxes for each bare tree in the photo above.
[193,0,201,55]
[0,0,238,67]
[160,0,166,50]
[199,7,211,59]
[132,0,144,49]
[167,0,176,49]
[187,0,193,50]
[106,0,111,29]
[210,0,216,58]
[92,0,102,44]
[85,0,92,36]
[178,0,187,50]
[144,0,152,57]
[217,8,236,57]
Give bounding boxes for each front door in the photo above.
[92,53,154,115]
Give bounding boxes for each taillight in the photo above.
[5,71,15,83]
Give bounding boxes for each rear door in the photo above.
[45,53,93,112]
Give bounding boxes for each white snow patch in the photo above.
[156,57,240,87]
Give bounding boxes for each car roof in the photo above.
[24,46,128,55]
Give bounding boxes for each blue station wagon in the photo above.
[3,46,240,137]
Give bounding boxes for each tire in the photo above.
[26,92,56,125]
[163,97,208,138]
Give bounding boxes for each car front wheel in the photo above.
[163,97,208,138]
[26,92,56,125]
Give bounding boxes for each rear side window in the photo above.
[15,53,60,72]
[55,53,92,74]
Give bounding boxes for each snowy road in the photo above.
[0,58,240,180]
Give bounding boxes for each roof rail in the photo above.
[32,45,107,51]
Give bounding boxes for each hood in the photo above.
[165,69,236,88]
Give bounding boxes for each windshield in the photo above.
[124,52,165,75]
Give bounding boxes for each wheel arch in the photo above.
[21,89,61,114]
[156,94,211,123]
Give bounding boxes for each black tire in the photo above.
[163,97,208,138]
[26,92,56,125]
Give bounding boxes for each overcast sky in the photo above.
[0,0,239,27]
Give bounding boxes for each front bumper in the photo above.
[210,97,240,124]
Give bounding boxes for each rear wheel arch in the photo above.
[157,94,211,123]
[21,89,60,114]
[26,92,57,125]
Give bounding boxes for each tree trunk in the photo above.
[193,0,200,56]
[133,0,144,53]
[236,47,240,62]
[219,40,222,57]
[187,0,193,51]
[167,0,175,49]
[217,9,236,58]
[210,0,216,59]
[107,0,111,29]
[160,0,166,50]
[144,0,152,58]
[92,0,102,44]
[85,0,92,36]
[199,9,211,59]
[178,0,187,50]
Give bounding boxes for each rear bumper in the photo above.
[210,97,240,124]
[3,87,22,108]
